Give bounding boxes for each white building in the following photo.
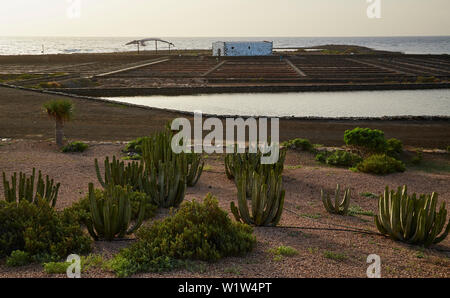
[212,41,273,57]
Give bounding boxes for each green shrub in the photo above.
[267,246,298,257]
[123,137,151,160]
[62,141,88,153]
[282,138,313,151]
[356,154,406,175]
[43,261,70,274]
[386,138,403,157]
[411,150,423,165]
[344,127,387,152]
[109,194,256,277]
[0,200,92,261]
[315,152,329,163]
[44,254,105,274]
[324,150,362,167]
[6,250,30,267]
[39,81,62,89]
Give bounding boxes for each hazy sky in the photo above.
[1,0,449,37]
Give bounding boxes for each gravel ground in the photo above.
[0,139,449,278]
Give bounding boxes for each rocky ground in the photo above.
[0,139,448,278]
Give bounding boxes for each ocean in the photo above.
[0,36,449,56]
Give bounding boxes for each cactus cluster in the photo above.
[375,186,450,247]
[140,128,189,208]
[225,149,285,181]
[2,168,60,207]
[225,149,285,198]
[86,183,145,241]
[321,184,351,215]
[95,156,144,190]
[139,157,187,208]
[231,168,285,227]
[185,153,204,187]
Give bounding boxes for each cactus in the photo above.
[226,149,286,198]
[95,156,144,190]
[375,186,450,247]
[86,183,145,241]
[230,169,285,227]
[321,184,351,215]
[225,148,285,181]
[139,128,188,207]
[2,169,60,207]
[185,153,204,187]
[139,157,187,208]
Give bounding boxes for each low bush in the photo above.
[0,200,92,263]
[267,246,298,257]
[282,138,313,151]
[6,250,30,267]
[315,150,362,167]
[39,81,62,89]
[122,137,151,159]
[386,138,403,157]
[43,254,105,274]
[108,194,255,277]
[356,154,406,175]
[62,141,88,153]
[324,150,362,167]
[411,150,423,165]
[344,127,387,153]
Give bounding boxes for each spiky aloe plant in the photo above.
[2,169,60,208]
[375,186,450,247]
[230,169,285,227]
[321,184,351,215]
[86,183,145,241]
[95,156,144,190]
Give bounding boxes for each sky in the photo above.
[0,0,449,37]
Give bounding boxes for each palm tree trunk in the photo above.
[55,119,64,147]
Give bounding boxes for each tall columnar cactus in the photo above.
[141,128,176,172]
[321,184,351,215]
[2,168,60,207]
[375,186,450,247]
[230,169,285,227]
[86,183,145,241]
[139,157,187,208]
[139,128,188,207]
[95,156,144,190]
[185,153,204,187]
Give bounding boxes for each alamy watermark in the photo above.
[171,111,280,164]
[66,254,81,278]
[367,0,382,19]
[366,254,381,278]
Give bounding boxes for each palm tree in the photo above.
[43,99,74,147]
